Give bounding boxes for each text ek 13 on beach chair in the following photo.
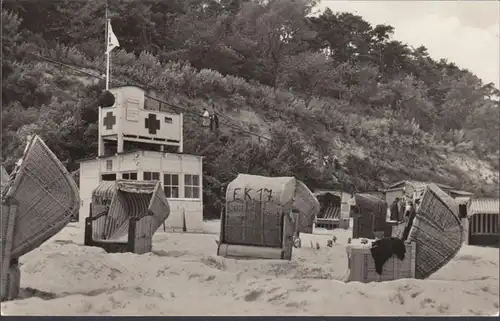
[346,183,463,283]
[1,136,80,301]
[217,174,319,260]
[84,180,170,254]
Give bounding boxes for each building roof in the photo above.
[76,150,142,163]
[314,190,342,196]
[76,150,203,164]
[467,198,500,216]
[314,190,355,200]
[110,84,146,91]
[448,189,474,197]
[93,180,160,198]
[454,196,471,205]
[386,180,454,191]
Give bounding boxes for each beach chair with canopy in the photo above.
[346,183,463,283]
[1,136,80,301]
[350,193,387,239]
[84,180,170,254]
[314,191,342,230]
[217,174,320,260]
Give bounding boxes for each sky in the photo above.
[316,0,500,88]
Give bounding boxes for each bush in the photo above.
[4,40,496,200]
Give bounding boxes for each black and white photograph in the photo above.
[1,0,499,316]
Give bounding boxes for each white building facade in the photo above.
[78,85,204,232]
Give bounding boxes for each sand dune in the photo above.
[1,220,498,316]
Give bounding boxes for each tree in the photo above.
[278,51,346,102]
[1,10,23,82]
[229,0,317,87]
[2,0,499,205]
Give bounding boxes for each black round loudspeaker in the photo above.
[98,90,115,107]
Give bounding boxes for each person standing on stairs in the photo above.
[210,108,219,132]
[202,108,210,128]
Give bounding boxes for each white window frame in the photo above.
[163,173,180,199]
[105,159,113,171]
[184,174,201,199]
[143,171,160,181]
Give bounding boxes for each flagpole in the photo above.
[105,4,110,90]
[99,3,109,157]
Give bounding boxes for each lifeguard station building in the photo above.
[78,85,204,232]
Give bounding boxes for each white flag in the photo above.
[106,20,120,54]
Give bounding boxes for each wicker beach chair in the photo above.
[406,183,463,279]
[217,174,319,260]
[314,191,342,230]
[84,180,170,254]
[351,193,387,239]
[1,136,80,301]
[346,183,463,282]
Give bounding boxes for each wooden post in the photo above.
[182,208,187,232]
[128,218,137,252]
[219,202,226,243]
[84,217,94,247]
[1,201,18,301]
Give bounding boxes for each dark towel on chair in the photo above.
[370,237,406,276]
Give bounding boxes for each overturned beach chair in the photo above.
[1,136,80,301]
[351,193,387,239]
[84,180,169,254]
[217,174,319,260]
[346,183,463,283]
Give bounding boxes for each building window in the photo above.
[184,174,200,199]
[143,171,160,181]
[106,160,113,171]
[101,173,116,181]
[163,173,179,198]
[122,172,138,180]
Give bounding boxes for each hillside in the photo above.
[2,1,499,217]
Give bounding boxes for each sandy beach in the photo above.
[1,220,498,316]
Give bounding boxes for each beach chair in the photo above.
[314,191,342,229]
[346,183,463,283]
[1,136,80,301]
[217,174,319,260]
[321,207,340,226]
[84,180,170,254]
[351,193,387,239]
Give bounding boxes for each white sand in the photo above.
[2,220,498,316]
